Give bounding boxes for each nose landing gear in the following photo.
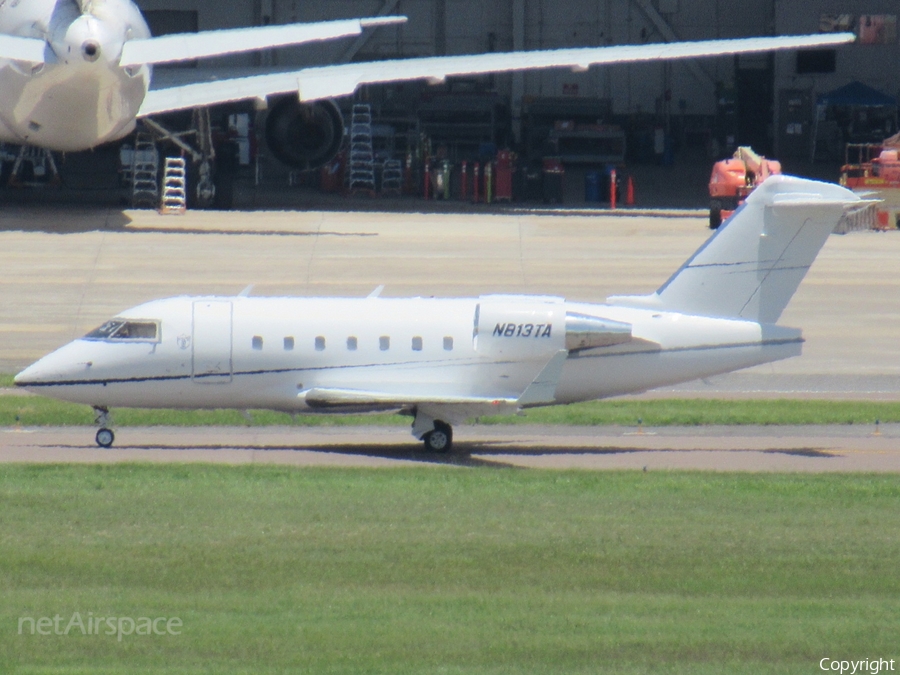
[93,406,115,448]
[95,427,115,448]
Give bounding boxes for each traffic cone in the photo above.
[626,175,635,206]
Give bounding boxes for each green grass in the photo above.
[3,394,900,427]
[1,467,898,674]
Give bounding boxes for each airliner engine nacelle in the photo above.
[264,97,345,171]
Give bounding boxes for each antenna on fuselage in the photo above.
[238,285,254,297]
[367,285,385,299]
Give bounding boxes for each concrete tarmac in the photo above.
[3,205,900,397]
[2,425,900,471]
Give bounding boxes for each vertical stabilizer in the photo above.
[608,176,860,323]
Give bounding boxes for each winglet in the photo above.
[517,350,568,406]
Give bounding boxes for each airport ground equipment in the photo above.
[708,146,781,229]
[840,142,900,229]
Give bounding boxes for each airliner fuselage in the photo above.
[0,0,150,150]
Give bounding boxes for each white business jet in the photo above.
[16,175,861,451]
[0,0,853,171]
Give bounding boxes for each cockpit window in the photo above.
[84,320,159,342]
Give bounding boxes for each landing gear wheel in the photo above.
[96,428,115,448]
[423,421,452,453]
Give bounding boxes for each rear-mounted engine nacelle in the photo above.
[564,312,632,351]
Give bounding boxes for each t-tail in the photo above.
[608,175,863,323]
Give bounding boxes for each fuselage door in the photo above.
[192,300,233,383]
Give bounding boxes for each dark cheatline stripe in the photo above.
[17,340,799,387]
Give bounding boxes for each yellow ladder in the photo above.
[160,157,187,214]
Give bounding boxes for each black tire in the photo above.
[423,421,452,453]
[709,202,722,230]
[96,428,115,448]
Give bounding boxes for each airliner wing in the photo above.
[120,16,406,68]
[138,32,854,116]
[0,34,47,63]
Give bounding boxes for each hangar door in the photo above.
[192,300,233,383]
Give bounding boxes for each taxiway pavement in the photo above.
[2,425,899,471]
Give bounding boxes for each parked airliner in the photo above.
[0,0,853,169]
[15,176,861,452]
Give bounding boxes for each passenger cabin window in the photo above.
[347,336,358,351]
[284,337,294,351]
[315,336,326,351]
[379,336,390,351]
[411,336,423,351]
[252,336,263,350]
[443,336,454,351]
[85,320,159,342]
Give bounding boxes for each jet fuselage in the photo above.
[14,294,802,412]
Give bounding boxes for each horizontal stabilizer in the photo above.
[139,32,854,115]
[121,16,406,67]
[0,35,46,64]
[607,175,861,323]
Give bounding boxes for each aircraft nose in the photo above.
[14,361,46,388]
[14,344,95,388]
[52,15,118,67]
[14,356,69,387]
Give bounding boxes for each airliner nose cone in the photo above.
[82,40,101,62]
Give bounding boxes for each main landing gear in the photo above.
[93,406,115,448]
[421,420,453,453]
[412,409,454,453]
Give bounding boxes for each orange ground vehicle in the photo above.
[840,141,900,229]
[840,143,900,187]
[708,147,781,229]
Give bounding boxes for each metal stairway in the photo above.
[348,104,376,194]
[381,159,402,196]
[130,133,159,208]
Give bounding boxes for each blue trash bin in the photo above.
[584,171,601,202]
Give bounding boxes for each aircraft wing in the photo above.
[301,350,569,410]
[120,16,406,68]
[302,388,518,408]
[0,34,47,63]
[138,32,854,116]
